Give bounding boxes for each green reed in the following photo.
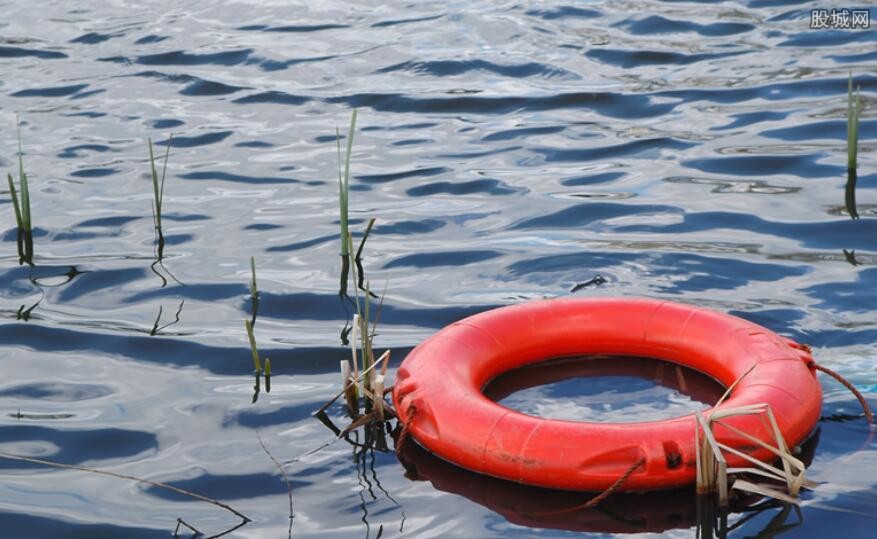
[845,74,863,220]
[847,73,861,171]
[245,319,262,372]
[249,255,259,326]
[245,317,271,403]
[337,109,357,297]
[148,136,172,255]
[245,258,269,402]
[7,121,33,264]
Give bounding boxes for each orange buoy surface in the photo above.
[392,297,822,492]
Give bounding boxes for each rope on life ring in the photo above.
[813,363,873,424]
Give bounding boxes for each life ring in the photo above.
[392,297,822,492]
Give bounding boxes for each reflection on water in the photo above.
[485,356,725,423]
[0,0,875,537]
[396,426,820,538]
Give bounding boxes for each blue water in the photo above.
[1,0,876,537]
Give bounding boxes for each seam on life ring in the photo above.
[641,300,667,345]
[481,409,512,470]
[516,420,544,482]
[677,307,698,345]
[739,382,810,410]
[455,320,505,350]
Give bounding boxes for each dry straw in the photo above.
[695,365,814,507]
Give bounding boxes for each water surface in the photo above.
[1,1,875,537]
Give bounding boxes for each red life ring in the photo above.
[392,298,822,492]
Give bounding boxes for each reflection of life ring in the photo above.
[392,298,822,491]
[395,426,821,534]
[483,355,726,412]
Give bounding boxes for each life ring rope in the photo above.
[813,363,873,424]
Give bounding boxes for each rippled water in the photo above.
[1,0,876,537]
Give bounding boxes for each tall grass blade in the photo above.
[6,173,22,229]
[337,129,347,258]
[8,121,34,265]
[18,133,31,232]
[363,281,371,369]
[845,168,859,220]
[20,170,31,232]
[337,110,357,296]
[355,217,378,297]
[846,74,861,219]
[847,73,861,171]
[250,256,258,298]
[148,136,172,256]
[343,110,357,221]
[350,313,360,385]
[148,138,161,232]
[245,319,262,372]
[252,371,261,404]
[159,137,170,212]
[249,255,260,326]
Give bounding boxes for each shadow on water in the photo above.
[0,512,169,539]
[844,74,863,261]
[6,265,83,322]
[314,410,404,538]
[843,165,860,266]
[15,294,41,321]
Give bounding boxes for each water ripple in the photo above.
[0,45,67,59]
[145,472,297,500]
[615,15,755,37]
[586,48,747,67]
[232,90,310,105]
[0,425,156,468]
[70,32,120,45]
[238,23,349,33]
[525,6,601,19]
[377,59,577,79]
[384,250,503,269]
[179,171,305,185]
[10,84,89,98]
[406,179,517,196]
[683,154,840,178]
[356,166,449,184]
[155,131,232,148]
[131,48,253,66]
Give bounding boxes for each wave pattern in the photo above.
[0,1,875,538]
